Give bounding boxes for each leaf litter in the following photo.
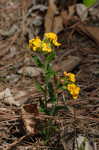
[0,0,99,150]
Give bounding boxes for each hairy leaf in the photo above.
[35,81,45,93]
[33,55,44,68]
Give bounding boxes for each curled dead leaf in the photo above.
[21,104,39,135]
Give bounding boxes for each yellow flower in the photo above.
[42,42,52,53]
[44,32,61,47]
[44,32,57,41]
[53,40,61,46]
[67,83,80,100]
[29,39,33,49]
[29,37,42,51]
[64,71,68,76]
[64,72,76,82]
[33,46,37,51]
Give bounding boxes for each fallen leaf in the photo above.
[68,5,75,17]
[76,4,88,21]
[28,4,47,12]
[76,24,99,47]
[85,26,99,43]
[44,0,58,32]
[89,7,99,19]
[61,5,75,25]
[18,66,42,77]
[52,15,63,33]
[0,88,29,106]
[21,104,39,135]
[53,55,81,72]
[0,88,14,105]
[75,135,97,150]
[61,131,97,150]
[61,10,69,25]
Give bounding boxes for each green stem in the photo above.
[43,58,49,113]
[44,84,47,111]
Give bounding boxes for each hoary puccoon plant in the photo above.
[29,32,80,115]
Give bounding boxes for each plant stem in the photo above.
[44,84,47,111]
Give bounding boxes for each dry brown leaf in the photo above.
[61,132,97,150]
[61,5,75,25]
[76,24,99,47]
[44,0,58,32]
[53,55,81,72]
[85,26,99,43]
[89,7,99,19]
[52,15,63,33]
[21,104,39,135]
[68,5,75,17]
[18,66,42,77]
[0,88,30,106]
[61,10,69,25]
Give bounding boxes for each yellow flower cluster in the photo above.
[64,71,76,82]
[41,42,52,53]
[44,32,61,46]
[61,71,80,99]
[29,37,42,51]
[67,83,80,100]
[29,32,61,53]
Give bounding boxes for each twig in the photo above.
[5,135,28,150]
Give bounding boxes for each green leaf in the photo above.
[83,0,96,7]
[46,52,55,63]
[35,81,45,92]
[39,106,46,113]
[49,105,68,115]
[33,55,44,68]
[46,64,56,79]
[39,100,48,113]
[48,82,56,103]
[55,105,68,111]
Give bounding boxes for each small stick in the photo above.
[5,135,28,150]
